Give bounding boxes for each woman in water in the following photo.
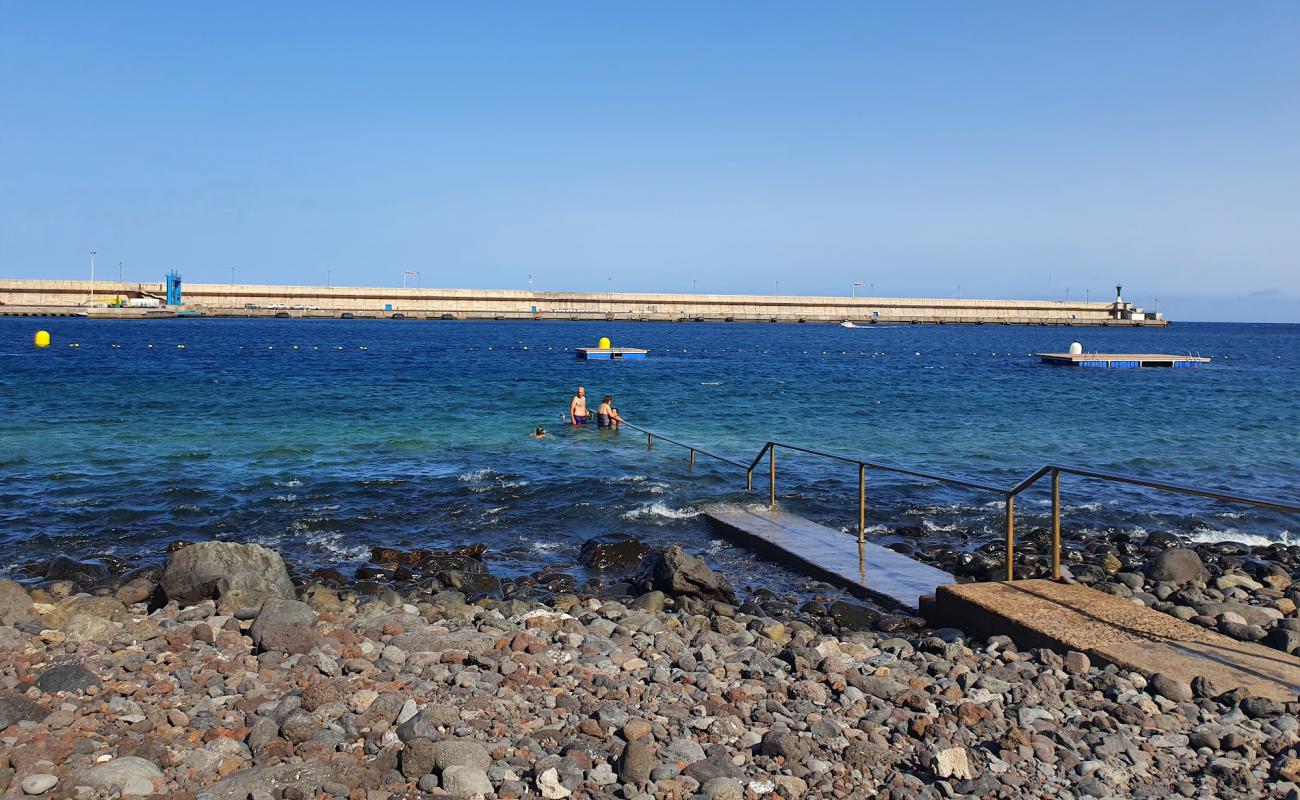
[596,395,623,428]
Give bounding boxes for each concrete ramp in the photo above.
[705,505,954,610]
[930,580,1300,702]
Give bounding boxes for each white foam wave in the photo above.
[530,541,565,553]
[274,479,302,488]
[621,502,701,521]
[272,494,298,502]
[1186,529,1291,547]
[458,468,494,481]
[922,519,960,532]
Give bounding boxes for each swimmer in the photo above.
[569,386,589,425]
[530,426,546,438]
[596,395,624,428]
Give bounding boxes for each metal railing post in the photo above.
[1004,495,1015,582]
[689,448,695,467]
[857,463,866,544]
[646,433,652,449]
[746,469,752,491]
[768,446,776,510]
[1051,468,1061,580]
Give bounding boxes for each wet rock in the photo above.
[1146,548,1209,585]
[825,600,880,631]
[78,756,163,796]
[250,598,319,654]
[33,662,99,694]
[114,576,157,605]
[0,579,35,626]
[635,546,736,602]
[439,570,502,598]
[161,541,296,605]
[578,534,650,571]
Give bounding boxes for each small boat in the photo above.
[840,321,857,329]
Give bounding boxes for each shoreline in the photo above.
[3,531,1300,798]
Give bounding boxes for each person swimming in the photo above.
[530,425,546,438]
[596,395,624,428]
[569,386,589,425]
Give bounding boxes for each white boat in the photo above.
[840,321,857,328]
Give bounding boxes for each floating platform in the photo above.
[575,347,648,360]
[928,580,1300,702]
[1034,352,1210,368]
[705,505,954,610]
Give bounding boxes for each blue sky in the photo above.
[2,3,1297,321]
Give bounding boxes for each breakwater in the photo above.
[0,278,1166,325]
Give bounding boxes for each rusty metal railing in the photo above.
[619,421,1300,582]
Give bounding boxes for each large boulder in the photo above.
[250,598,319,654]
[1145,547,1209,585]
[78,757,164,796]
[0,579,35,626]
[578,535,650,571]
[161,541,295,605]
[634,546,736,603]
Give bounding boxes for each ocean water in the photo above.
[1,318,1297,595]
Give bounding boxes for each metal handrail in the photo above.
[619,421,748,469]
[618,422,1300,584]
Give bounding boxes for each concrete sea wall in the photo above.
[0,279,1166,325]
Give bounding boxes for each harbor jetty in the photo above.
[0,278,1168,325]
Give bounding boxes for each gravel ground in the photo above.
[3,536,1300,799]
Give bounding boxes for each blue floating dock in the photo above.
[1034,352,1209,369]
[576,347,648,360]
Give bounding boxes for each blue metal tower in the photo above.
[166,271,183,306]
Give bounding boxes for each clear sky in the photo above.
[2,2,1297,321]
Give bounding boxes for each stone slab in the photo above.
[930,579,1300,702]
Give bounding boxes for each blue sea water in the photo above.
[1,318,1297,594]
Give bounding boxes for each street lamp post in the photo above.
[852,281,862,298]
[89,250,96,306]
[118,261,123,283]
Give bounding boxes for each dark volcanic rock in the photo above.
[635,546,736,603]
[27,555,110,587]
[1145,548,1209,585]
[34,662,100,694]
[249,598,319,654]
[0,692,47,728]
[826,600,882,631]
[161,541,296,604]
[438,570,502,598]
[579,534,651,571]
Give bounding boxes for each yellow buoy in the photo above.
[34,330,51,348]
[598,336,611,349]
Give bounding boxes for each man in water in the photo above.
[569,386,589,425]
[530,426,546,438]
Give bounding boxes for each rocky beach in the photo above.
[4,531,1300,800]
